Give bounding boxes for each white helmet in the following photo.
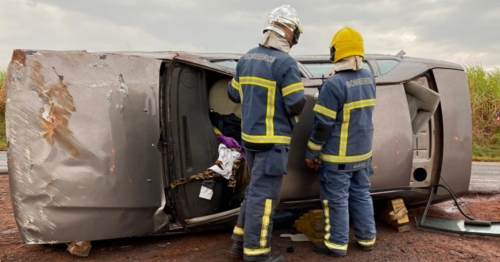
[263,5,303,46]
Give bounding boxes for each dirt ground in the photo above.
[1,175,500,262]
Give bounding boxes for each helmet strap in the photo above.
[329,46,336,62]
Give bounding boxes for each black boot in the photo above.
[313,242,346,257]
[229,241,243,258]
[357,242,374,251]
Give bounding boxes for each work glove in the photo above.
[305,157,321,171]
[305,148,321,170]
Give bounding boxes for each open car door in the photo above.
[6,50,169,244]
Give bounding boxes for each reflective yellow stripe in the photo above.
[214,127,221,135]
[308,140,323,151]
[266,86,275,136]
[320,151,373,163]
[231,78,241,91]
[339,99,376,156]
[233,226,244,236]
[323,199,331,241]
[241,133,291,144]
[294,116,299,123]
[325,240,348,251]
[239,76,277,137]
[345,99,376,110]
[313,104,337,119]
[282,82,304,96]
[239,76,276,89]
[244,247,271,256]
[357,238,376,246]
[260,199,273,247]
[339,108,350,156]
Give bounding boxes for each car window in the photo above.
[376,60,399,75]
[212,60,238,69]
[302,62,372,78]
[213,60,308,78]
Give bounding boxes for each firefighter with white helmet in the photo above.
[305,27,377,257]
[228,4,305,262]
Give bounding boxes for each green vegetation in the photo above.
[0,66,498,160]
[467,65,500,161]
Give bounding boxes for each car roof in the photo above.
[102,50,464,85]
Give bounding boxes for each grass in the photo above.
[466,65,500,161]
[0,66,498,160]
[473,142,500,161]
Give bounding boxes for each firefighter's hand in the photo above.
[305,158,321,171]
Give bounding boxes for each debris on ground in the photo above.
[67,241,92,257]
[382,198,411,232]
[293,209,325,243]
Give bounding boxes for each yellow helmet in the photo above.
[329,27,364,63]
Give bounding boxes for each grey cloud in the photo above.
[1,0,499,69]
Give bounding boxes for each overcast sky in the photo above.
[1,0,499,70]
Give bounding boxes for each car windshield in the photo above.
[212,60,238,69]
[302,62,372,78]
[376,59,399,75]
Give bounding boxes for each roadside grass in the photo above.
[0,66,498,160]
[473,141,500,161]
[466,65,500,161]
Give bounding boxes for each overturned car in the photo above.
[5,49,472,244]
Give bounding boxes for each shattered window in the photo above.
[212,60,238,70]
[377,60,399,75]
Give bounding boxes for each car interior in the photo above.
[168,62,245,221]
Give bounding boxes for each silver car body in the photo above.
[5,50,472,244]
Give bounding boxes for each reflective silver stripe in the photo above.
[357,238,376,246]
[313,104,337,119]
[324,199,348,251]
[325,240,348,251]
[241,132,291,144]
[282,82,304,96]
[231,79,241,90]
[239,76,276,137]
[339,98,375,155]
[308,140,323,151]
[244,247,271,256]
[259,199,273,247]
[323,199,331,241]
[320,151,372,163]
[239,76,276,89]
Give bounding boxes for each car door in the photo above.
[6,50,169,244]
[165,59,239,222]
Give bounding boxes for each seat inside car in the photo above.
[209,78,242,119]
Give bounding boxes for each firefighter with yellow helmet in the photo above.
[305,27,377,257]
[228,4,305,262]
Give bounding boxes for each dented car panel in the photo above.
[6,49,473,244]
[6,50,168,243]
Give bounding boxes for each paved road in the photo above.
[469,162,500,193]
[0,151,498,192]
[0,151,6,174]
